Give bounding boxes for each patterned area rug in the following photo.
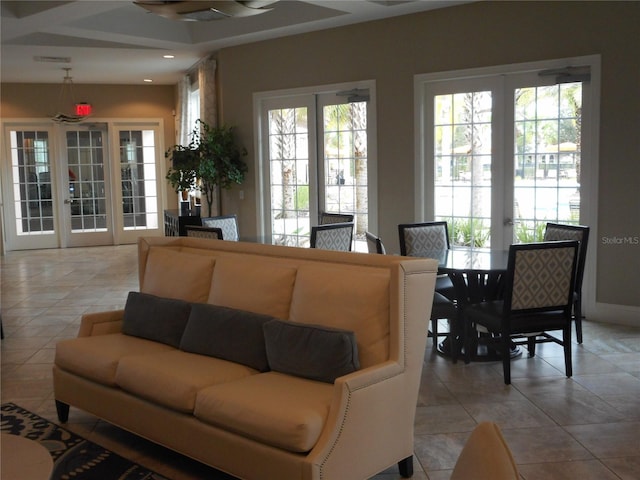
[1,403,169,480]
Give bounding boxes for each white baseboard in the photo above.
[589,303,640,327]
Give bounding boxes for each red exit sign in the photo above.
[75,103,92,116]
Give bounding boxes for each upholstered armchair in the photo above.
[463,240,579,384]
[399,221,457,344]
[543,222,590,343]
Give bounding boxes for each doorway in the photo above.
[256,82,377,251]
[416,56,599,251]
[1,120,165,250]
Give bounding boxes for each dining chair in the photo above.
[201,214,239,241]
[310,222,354,251]
[365,231,386,254]
[185,225,223,240]
[450,422,520,480]
[431,291,461,362]
[398,221,457,342]
[319,211,354,225]
[463,240,579,384]
[543,222,590,344]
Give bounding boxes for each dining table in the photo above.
[423,247,522,362]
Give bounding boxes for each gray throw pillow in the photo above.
[263,319,360,383]
[180,303,274,372]
[122,291,192,348]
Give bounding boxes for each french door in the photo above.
[2,121,164,250]
[257,83,376,250]
[417,57,598,250]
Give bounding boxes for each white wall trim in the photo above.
[590,303,640,327]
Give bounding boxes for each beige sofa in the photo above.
[53,236,437,480]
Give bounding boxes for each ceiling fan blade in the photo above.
[134,1,276,21]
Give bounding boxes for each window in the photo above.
[415,56,599,250]
[256,83,377,250]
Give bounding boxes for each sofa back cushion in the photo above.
[288,265,390,368]
[263,319,360,383]
[141,248,215,303]
[122,291,191,347]
[180,303,274,372]
[208,257,297,319]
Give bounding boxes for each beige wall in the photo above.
[0,83,177,205]
[216,1,639,309]
[0,2,638,311]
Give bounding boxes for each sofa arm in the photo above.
[77,310,124,337]
[306,360,414,480]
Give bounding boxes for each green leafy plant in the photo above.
[166,120,248,213]
[514,221,546,243]
[450,218,490,247]
[165,145,199,199]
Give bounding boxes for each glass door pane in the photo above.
[118,129,159,231]
[320,99,368,250]
[62,125,113,247]
[10,130,55,236]
[434,91,493,247]
[513,82,582,242]
[66,129,107,232]
[267,107,311,247]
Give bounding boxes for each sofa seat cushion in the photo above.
[115,350,259,412]
[55,334,174,386]
[194,372,333,453]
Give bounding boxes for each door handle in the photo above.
[64,198,74,204]
[504,218,514,226]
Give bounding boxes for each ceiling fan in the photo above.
[134,1,278,21]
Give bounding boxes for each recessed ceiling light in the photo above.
[163,54,175,59]
[144,79,153,83]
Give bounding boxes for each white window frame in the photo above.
[414,55,601,318]
[253,80,378,243]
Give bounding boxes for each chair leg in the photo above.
[563,325,573,378]
[527,336,536,357]
[449,318,458,364]
[431,318,438,346]
[574,298,583,344]
[502,335,511,385]
[463,319,472,364]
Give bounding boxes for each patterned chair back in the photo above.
[398,221,450,256]
[365,232,386,254]
[507,241,578,312]
[543,222,589,292]
[201,215,239,241]
[319,212,355,225]
[185,226,223,240]
[311,222,354,251]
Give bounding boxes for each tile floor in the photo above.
[1,244,639,480]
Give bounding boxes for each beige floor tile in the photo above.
[2,244,640,480]
[600,456,640,480]
[517,459,621,480]
[414,404,476,435]
[564,422,640,457]
[500,426,594,464]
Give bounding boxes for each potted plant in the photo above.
[166,120,247,216]
[194,120,247,215]
[165,144,199,213]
